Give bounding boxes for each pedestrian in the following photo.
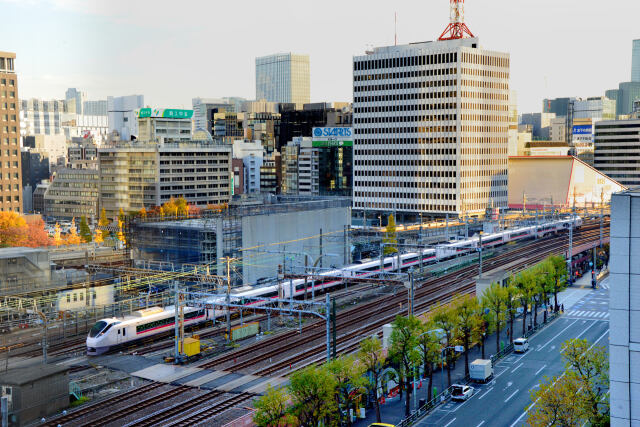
[561,303,564,313]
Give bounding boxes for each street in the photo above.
[416,276,610,427]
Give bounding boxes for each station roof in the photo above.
[0,364,68,386]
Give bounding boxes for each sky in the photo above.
[1,0,639,113]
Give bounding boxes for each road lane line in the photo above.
[511,362,524,373]
[604,313,609,318]
[476,421,485,427]
[560,320,599,353]
[443,418,457,427]
[538,319,579,350]
[477,386,494,399]
[534,364,547,376]
[504,389,519,403]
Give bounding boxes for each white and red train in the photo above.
[87,216,581,355]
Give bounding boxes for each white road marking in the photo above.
[443,418,457,427]
[504,389,519,403]
[477,386,494,399]
[511,362,524,373]
[604,313,610,318]
[538,319,579,350]
[534,364,547,376]
[476,421,485,427]
[561,320,598,352]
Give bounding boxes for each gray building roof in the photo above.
[0,364,68,386]
[0,247,47,259]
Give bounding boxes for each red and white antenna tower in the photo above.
[438,0,474,41]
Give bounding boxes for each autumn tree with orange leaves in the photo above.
[0,212,52,248]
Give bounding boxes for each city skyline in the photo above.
[1,0,639,114]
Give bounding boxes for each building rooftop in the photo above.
[0,247,47,258]
[0,364,68,386]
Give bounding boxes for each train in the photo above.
[86,216,581,355]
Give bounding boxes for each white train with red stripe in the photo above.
[87,216,581,355]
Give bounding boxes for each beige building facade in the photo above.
[0,51,22,212]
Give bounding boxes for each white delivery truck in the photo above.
[469,359,493,383]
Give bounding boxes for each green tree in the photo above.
[382,214,398,255]
[504,282,519,344]
[253,384,294,427]
[527,373,583,427]
[533,261,554,324]
[78,215,92,243]
[98,207,110,240]
[288,365,336,426]
[452,294,481,377]
[562,339,610,426]
[417,320,441,402]
[548,255,568,312]
[389,315,421,417]
[358,337,386,423]
[431,302,457,387]
[326,355,366,426]
[481,282,507,354]
[515,270,535,336]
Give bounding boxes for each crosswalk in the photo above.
[599,282,610,290]
[565,310,609,319]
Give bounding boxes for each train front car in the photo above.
[86,318,119,355]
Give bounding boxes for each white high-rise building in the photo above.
[255,53,310,105]
[352,37,510,217]
[107,94,144,141]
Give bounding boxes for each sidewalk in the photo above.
[353,280,594,426]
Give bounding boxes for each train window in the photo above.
[73,294,77,302]
[80,293,84,301]
[89,321,107,337]
[66,294,70,303]
[93,292,96,300]
[123,329,126,336]
[117,329,120,335]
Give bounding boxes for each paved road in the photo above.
[416,276,610,427]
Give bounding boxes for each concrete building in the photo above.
[67,138,97,169]
[632,39,640,82]
[353,37,510,218]
[98,140,231,218]
[129,196,351,284]
[32,182,48,215]
[83,99,107,116]
[241,99,279,114]
[0,51,22,213]
[609,189,640,426]
[0,364,69,427]
[278,102,352,152]
[136,108,192,143]
[231,158,244,195]
[256,53,310,105]
[260,151,281,194]
[107,94,144,141]
[65,87,85,114]
[520,112,555,140]
[549,117,567,142]
[594,118,640,187]
[0,247,51,295]
[44,168,100,220]
[232,140,263,194]
[507,91,519,157]
[20,99,66,136]
[508,156,625,209]
[212,111,244,144]
[543,97,575,118]
[192,98,235,133]
[281,137,319,196]
[21,148,49,193]
[525,141,570,156]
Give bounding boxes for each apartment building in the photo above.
[0,51,22,212]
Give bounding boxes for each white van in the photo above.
[513,337,529,353]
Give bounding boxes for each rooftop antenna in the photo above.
[438,0,475,41]
[395,12,398,46]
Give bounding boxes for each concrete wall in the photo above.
[241,206,350,284]
[609,190,640,426]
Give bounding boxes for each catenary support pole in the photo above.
[326,293,331,362]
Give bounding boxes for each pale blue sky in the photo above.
[1,0,638,113]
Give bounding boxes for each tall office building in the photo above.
[594,118,640,187]
[632,39,640,82]
[352,37,510,217]
[107,94,144,141]
[0,51,22,213]
[256,53,310,105]
[65,88,86,114]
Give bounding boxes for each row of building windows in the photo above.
[356,148,457,156]
[353,168,457,178]
[356,114,457,124]
[354,79,457,92]
[356,126,457,135]
[353,200,458,212]
[354,67,457,82]
[0,185,19,191]
[354,180,457,189]
[354,102,458,114]
[0,91,15,98]
[357,158,457,167]
[461,68,509,79]
[354,52,458,71]
[354,90,457,103]
[0,78,15,86]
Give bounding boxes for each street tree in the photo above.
[515,270,535,336]
[480,282,507,354]
[431,302,457,387]
[358,337,386,423]
[562,339,610,426]
[288,365,336,426]
[452,294,480,377]
[527,373,583,427]
[79,216,92,243]
[417,320,442,402]
[326,355,366,426]
[98,207,110,240]
[504,281,518,344]
[253,384,294,427]
[388,315,421,417]
[548,255,568,311]
[382,214,398,255]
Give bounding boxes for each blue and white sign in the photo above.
[572,125,592,135]
[313,127,353,139]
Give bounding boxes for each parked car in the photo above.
[369,424,395,427]
[451,384,474,401]
[514,337,529,353]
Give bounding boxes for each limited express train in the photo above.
[86,216,581,355]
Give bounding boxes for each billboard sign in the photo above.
[312,127,353,148]
[572,125,592,135]
[137,108,193,119]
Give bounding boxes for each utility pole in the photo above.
[174,280,179,361]
[478,232,483,279]
[408,269,415,317]
[1,396,7,427]
[343,225,348,265]
[224,256,233,343]
[445,213,449,241]
[325,294,331,362]
[568,209,574,285]
[332,297,337,360]
[319,228,323,269]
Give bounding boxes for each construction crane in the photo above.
[438,0,475,41]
